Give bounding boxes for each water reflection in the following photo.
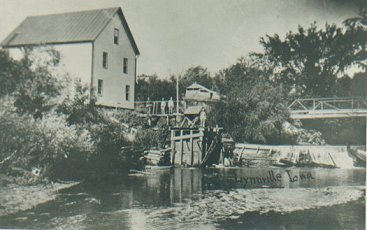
[0,167,365,230]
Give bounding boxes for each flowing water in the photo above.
[0,167,365,230]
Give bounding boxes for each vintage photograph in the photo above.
[0,0,366,229]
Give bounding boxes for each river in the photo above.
[0,167,365,230]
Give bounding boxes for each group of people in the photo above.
[160,97,175,114]
[146,97,175,115]
[145,97,207,127]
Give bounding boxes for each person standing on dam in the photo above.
[161,98,166,114]
[200,108,207,127]
[168,97,174,114]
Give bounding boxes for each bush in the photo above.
[134,118,171,149]
[0,110,94,181]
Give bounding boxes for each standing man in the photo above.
[199,108,207,127]
[168,97,174,114]
[146,97,152,115]
[161,98,166,114]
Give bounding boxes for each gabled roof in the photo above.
[0,7,140,55]
[187,83,211,91]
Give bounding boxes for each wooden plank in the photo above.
[190,130,194,166]
[180,130,184,165]
[171,130,175,165]
[171,133,203,141]
[327,152,337,167]
[239,146,246,161]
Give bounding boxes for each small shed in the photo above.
[185,83,220,101]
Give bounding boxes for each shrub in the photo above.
[0,110,94,181]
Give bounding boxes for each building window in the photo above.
[123,58,128,74]
[97,79,103,96]
[114,28,119,44]
[102,52,108,69]
[125,85,130,101]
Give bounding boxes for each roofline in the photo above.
[116,8,140,55]
[92,7,140,56]
[0,7,140,55]
[1,40,93,48]
[187,83,213,92]
[26,7,120,19]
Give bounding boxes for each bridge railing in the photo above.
[288,97,367,112]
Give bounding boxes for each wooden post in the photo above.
[180,130,184,165]
[171,130,175,165]
[190,130,194,166]
[176,75,179,113]
[199,128,204,165]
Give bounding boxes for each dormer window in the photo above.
[114,28,119,44]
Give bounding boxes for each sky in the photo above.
[0,0,364,77]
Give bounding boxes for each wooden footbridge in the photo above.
[288,97,367,120]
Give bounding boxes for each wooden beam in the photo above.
[171,130,175,165]
[171,133,203,141]
[180,130,184,165]
[190,130,194,166]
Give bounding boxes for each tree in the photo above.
[0,48,64,119]
[351,72,367,97]
[0,50,24,97]
[13,65,63,119]
[135,74,176,101]
[209,59,290,144]
[343,9,367,70]
[256,11,367,98]
[177,66,216,96]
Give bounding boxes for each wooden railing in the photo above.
[135,100,186,115]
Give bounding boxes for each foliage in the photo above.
[0,48,64,119]
[57,85,103,125]
[0,50,23,97]
[134,118,171,149]
[176,66,216,95]
[350,71,367,97]
[13,65,64,119]
[136,66,217,101]
[58,87,144,176]
[302,118,366,145]
[0,48,144,181]
[0,110,94,181]
[209,59,290,143]
[136,74,176,101]
[255,10,367,98]
[343,9,367,71]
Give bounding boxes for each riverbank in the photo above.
[0,174,79,217]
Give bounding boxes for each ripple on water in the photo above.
[134,186,365,230]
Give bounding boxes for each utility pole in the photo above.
[176,75,179,114]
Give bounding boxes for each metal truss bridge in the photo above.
[288,97,367,119]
